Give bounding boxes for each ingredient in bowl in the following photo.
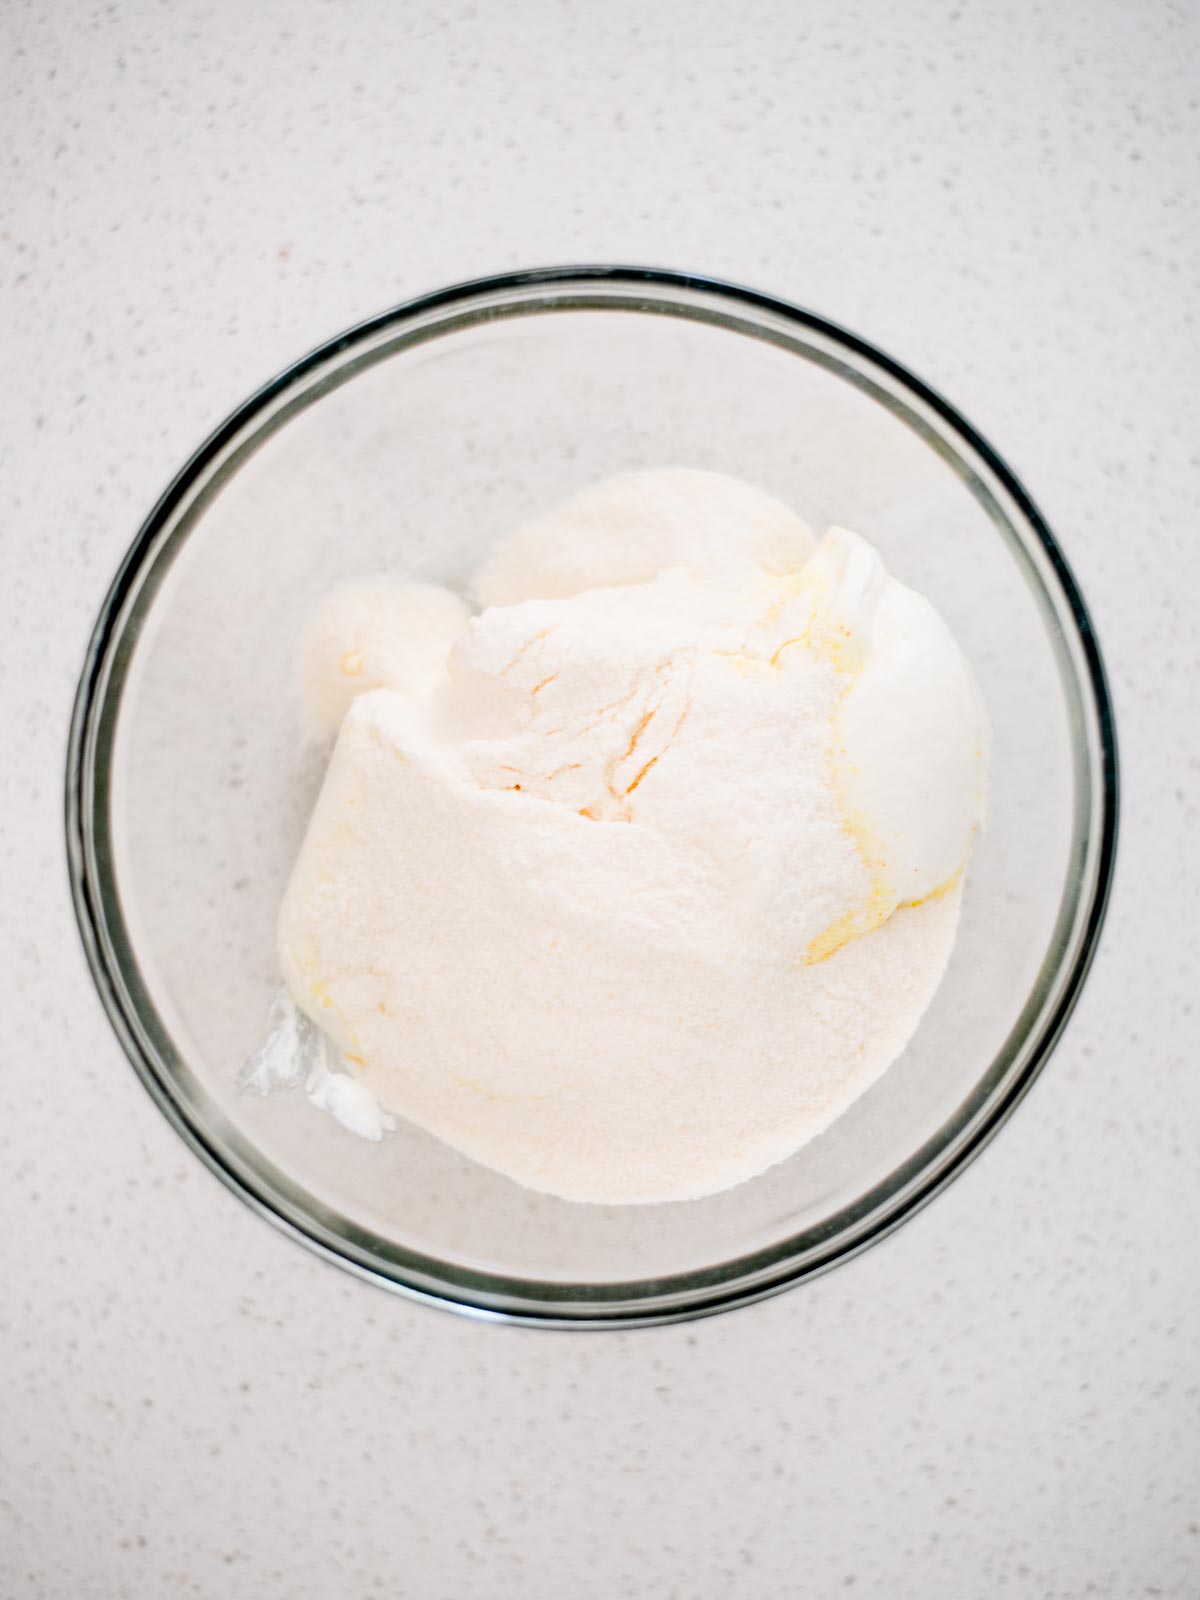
[262,470,986,1204]
[474,466,816,606]
[296,576,470,742]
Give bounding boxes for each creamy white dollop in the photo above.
[270,473,987,1203]
[296,576,469,741]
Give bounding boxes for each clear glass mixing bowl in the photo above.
[67,268,1117,1326]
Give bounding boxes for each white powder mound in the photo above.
[278,501,986,1204]
[295,576,469,741]
[473,468,815,608]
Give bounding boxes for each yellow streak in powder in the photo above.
[898,867,963,912]
[781,568,897,967]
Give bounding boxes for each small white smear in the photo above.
[238,989,396,1142]
[305,1056,397,1141]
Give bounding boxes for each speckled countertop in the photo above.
[2,2,1197,1595]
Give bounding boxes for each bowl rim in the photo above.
[65,264,1119,1328]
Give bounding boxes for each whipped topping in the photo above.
[264,471,987,1204]
[296,576,469,742]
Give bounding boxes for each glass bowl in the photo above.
[67,267,1117,1327]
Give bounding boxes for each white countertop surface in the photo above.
[3,2,1197,1595]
